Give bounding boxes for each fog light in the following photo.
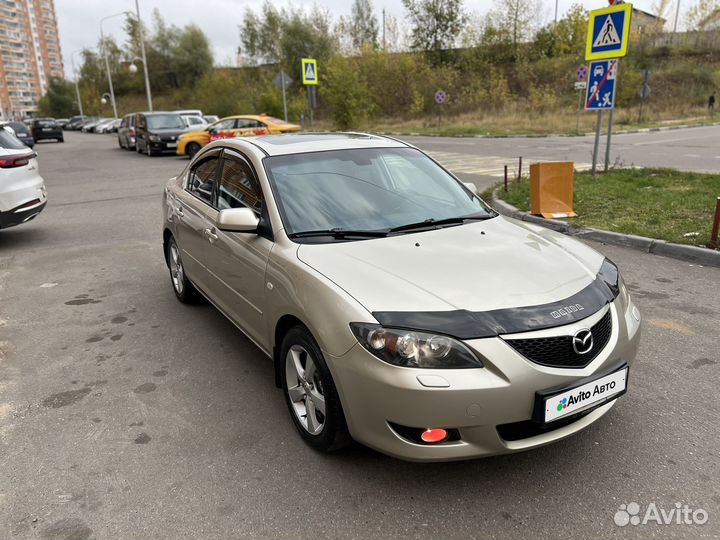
[420,428,448,444]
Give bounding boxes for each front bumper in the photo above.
[149,140,179,153]
[328,299,641,461]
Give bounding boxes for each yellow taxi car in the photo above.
[176,114,302,157]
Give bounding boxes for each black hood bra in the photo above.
[372,259,620,339]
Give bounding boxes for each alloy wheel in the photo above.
[285,344,326,435]
[169,242,184,295]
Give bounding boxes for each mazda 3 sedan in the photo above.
[161,133,641,461]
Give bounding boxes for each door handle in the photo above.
[204,228,218,243]
[175,206,184,217]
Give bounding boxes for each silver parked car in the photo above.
[161,133,641,461]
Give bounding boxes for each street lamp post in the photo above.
[99,11,128,119]
[70,49,84,117]
[135,0,153,111]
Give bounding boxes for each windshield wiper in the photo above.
[287,228,389,239]
[389,214,493,234]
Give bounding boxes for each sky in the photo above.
[56,0,665,78]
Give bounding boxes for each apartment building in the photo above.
[0,0,64,119]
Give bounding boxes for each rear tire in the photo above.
[166,236,202,304]
[280,326,350,452]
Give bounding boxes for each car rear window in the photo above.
[0,130,30,150]
[37,120,58,128]
[9,122,28,133]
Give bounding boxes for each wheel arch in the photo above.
[273,314,308,388]
[163,228,173,268]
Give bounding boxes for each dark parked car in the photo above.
[135,112,185,156]
[31,119,63,143]
[118,113,137,150]
[65,116,87,130]
[0,122,34,147]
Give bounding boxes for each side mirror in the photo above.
[464,182,479,196]
[217,207,259,233]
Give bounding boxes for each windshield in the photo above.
[147,114,185,130]
[264,147,495,236]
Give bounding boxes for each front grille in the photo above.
[504,310,612,368]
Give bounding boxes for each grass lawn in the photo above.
[369,108,719,138]
[500,168,720,248]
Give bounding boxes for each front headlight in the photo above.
[350,323,484,369]
[149,135,160,142]
[598,258,620,297]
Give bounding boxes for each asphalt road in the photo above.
[1,132,719,540]
[403,124,720,191]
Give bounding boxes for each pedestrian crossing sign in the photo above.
[585,3,632,61]
[302,58,318,85]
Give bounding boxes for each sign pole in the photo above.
[604,108,614,172]
[281,72,288,123]
[301,58,318,130]
[308,87,314,130]
[604,60,619,172]
[591,110,603,176]
[576,89,583,133]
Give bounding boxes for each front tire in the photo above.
[166,236,201,304]
[146,143,153,157]
[187,142,201,159]
[281,326,350,452]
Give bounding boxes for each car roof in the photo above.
[216,132,413,157]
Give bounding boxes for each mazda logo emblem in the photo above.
[572,328,594,355]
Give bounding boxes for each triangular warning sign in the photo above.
[593,15,621,47]
[305,63,316,81]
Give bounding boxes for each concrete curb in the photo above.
[372,121,720,140]
[491,191,720,268]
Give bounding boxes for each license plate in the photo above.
[166,142,177,148]
[42,128,52,131]
[541,366,628,423]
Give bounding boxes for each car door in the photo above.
[203,149,274,345]
[174,150,222,295]
[209,119,237,142]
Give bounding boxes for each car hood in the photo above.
[296,216,605,314]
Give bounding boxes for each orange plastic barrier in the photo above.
[530,162,577,219]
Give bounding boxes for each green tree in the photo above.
[349,0,379,50]
[172,24,213,88]
[240,3,284,64]
[324,55,370,129]
[240,3,337,74]
[37,78,78,117]
[402,0,467,52]
[532,4,588,58]
[486,0,541,55]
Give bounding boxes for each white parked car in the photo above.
[0,128,47,229]
[181,114,208,132]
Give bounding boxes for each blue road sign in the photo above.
[585,59,618,110]
[585,3,632,61]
